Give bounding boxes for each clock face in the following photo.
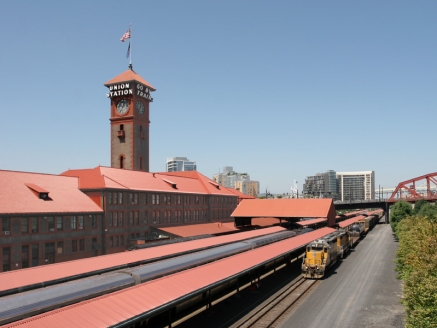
[136,101,145,115]
[116,99,129,115]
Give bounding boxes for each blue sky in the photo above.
[1,1,436,194]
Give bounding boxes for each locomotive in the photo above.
[301,229,351,279]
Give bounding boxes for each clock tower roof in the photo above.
[104,69,155,91]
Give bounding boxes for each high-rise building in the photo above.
[166,157,197,172]
[213,167,260,197]
[303,170,338,198]
[336,171,375,201]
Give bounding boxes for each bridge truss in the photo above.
[388,172,437,203]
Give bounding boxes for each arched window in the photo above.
[119,155,125,169]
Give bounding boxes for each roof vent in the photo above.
[162,178,177,189]
[25,183,52,201]
[208,181,220,189]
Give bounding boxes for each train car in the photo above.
[301,230,351,279]
[358,215,378,233]
[349,223,364,245]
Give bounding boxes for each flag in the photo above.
[126,42,130,58]
[120,29,130,42]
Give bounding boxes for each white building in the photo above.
[166,157,197,172]
[336,171,375,201]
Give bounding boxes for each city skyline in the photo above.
[1,2,436,193]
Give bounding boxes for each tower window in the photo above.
[120,124,124,131]
[120,155,124,169]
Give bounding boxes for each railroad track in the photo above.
[229,276,318,328]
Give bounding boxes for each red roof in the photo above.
[157,222,239,237]
[294,218,327,227]
[251,217,283,226]
[61,167,239,196]
[0,226,285,294]
[0,170,103,215]
[232,199,336,226]
[104,69,155,90]
[4,227,334,327]
[338,215,366,228]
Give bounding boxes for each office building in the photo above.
[213,167,260,198]
[166,157,197,172]
[336,171,375,201]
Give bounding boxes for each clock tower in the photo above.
[104,67,155,171]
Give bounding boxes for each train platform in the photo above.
[0,226,285,296]
[3,227,335,327]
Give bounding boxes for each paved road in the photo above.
[278,222,405,328]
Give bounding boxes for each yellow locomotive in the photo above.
[301,230,351,279]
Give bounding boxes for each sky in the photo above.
[1,1,436,194]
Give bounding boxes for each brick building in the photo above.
[0,170,103,272]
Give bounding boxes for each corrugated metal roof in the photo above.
[4,227,334,327]
[0,226,285,294]
[294,218,327,226]
[0,170,103,215]
[157,222,239,237]
[232,199,336,224]
[338,215,366,228]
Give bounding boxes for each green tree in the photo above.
[413,198,428,215]
[390,200,413,233]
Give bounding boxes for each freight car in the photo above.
[0,230,296,326]
[301,230,351,279]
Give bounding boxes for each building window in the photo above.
[134,193,138,204]
[120,156,124,169]
[168,195,171,205]
[134,211,139,225]
[164,210,167,223]
[119,192,123,204]
[79,239,85,252]
[114,192,118,204]
[152,194,155,205]
[78,216,84,229]
[2,218,10,234]
[115,236,119,247]
[72,240,78,252]
[22,245,29,269]
[31,217,38,233]
[178,195,181,205]
[120,235,124,246]
[129,212,134,225]
[119,212,124,226]
[108,193,112,204]
[144,211,148,225]
[2,247,11,272]
[108,212,113,227]
[71,216,77,230]
[129,193,133,204]
[109,236,113,248]
[31,244,39,267]
[57,241,63,254]
[114,212,118,227]
[144,194,148,204]
[156,194,160,205]
[21,218,29,234]
[163,195,167,204]
[47,217,54,231]
[56,217,63,230]
[152,211,156,224]
[91,215,97,229]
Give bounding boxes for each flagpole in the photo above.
[129,23,132,69]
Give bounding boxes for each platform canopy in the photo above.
[231,198,336,227]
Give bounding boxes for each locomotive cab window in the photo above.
[324,247,328,253]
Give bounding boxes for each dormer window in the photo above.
[39,193,49,200]
[25,183,51,201]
